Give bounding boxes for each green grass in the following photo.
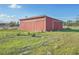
[0,29,79,55]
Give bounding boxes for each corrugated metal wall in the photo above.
[19,17,46,32]
[19,16,63,32]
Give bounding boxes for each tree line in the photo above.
[0,21,19,27]
[63,20,79,27]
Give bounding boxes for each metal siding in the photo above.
[19,16,63,32]
[19,17,46,32]
[46,17,52,31]
[46,17,63,31]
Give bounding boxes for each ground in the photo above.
[0,28,79,55]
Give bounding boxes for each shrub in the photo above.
[16,32,27,36]
[64,28,71,30]
[31,33,36,37]
[27,32,31,35]
[17,33,21,36]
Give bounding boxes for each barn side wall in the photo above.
[19,17,46,32]
[53,20,63,30]
[46,17,53,31]
[46,17,63,31]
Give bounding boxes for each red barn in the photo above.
[19,16,63,32]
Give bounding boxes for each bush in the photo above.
[64,28,71,30]
[17,33,21,36]
[27,32,31,35]
[16,32,27,36]
[31,33,36,37]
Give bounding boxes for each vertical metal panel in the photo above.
[46,17,63,31]
[19,17,46,32]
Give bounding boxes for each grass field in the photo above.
[0,29,79,55]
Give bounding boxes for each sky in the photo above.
[0,4,79,22]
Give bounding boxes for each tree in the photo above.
[9,21,17,27]
[16,22,19,26]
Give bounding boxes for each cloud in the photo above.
[0,14,7,18]
[0,13,18,23]
[0,13,15,18]
[8,4,21,9]
[0,14,5,17]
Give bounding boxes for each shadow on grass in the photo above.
[53,28,79,32]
